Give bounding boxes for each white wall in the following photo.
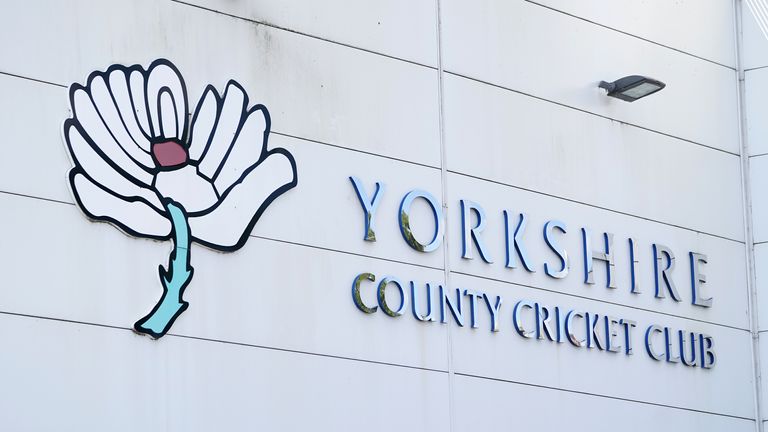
[0,0,754,430]
[745,1,768,430]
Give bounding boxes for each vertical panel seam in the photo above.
[735,1,764,430]
[435,0,455,430]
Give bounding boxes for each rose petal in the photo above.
[129,70,152,138]
[70,170,172,240]
[188,86,220,162]
[145,60,188,141]
[189,148,297,250]
[108,68,151,152]
[158,89,179,139]
[70,87,154,186]
[213,105,268,193]
[65,120,164,211]
[89,73,154,168]
[196,81,247,180]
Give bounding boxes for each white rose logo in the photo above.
[63,59,298,339]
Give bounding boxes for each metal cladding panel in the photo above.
[0,191,450,371]
[746,68,768,157]
[0,314,451,431]
[448,271,753,419]
[744,4,768,70]
[443,73,745,242]
[524,0,736,68]
[752,155,768,243]
[453,374,755,432]
[171,0,439,66]
[445,172,749,330]
[756,243,768,332]
[0,0,441,167]
[441,0,739,154]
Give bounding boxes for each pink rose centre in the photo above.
[152,141,188,168]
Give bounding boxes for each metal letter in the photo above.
[440,286,465,326]
[653,244,681,302]
[664,327,680,363]
[377,277,406,317]
[620,319,637,355]
[606,316,621,353]
[565,310,586,347]
[582,228,616,288]
[464,289,483,329]
[690,252,712,308]
[699,334,717,369]
[645,325,665,361]
[629,238,640,294]
[679,330,699,367]
[513,300,536,338]
[504,211,535,272]
[399,189,443,253]
[349,177,384,242]
[483,293,503,332]
[543,220,569,279]
[536,304,559,342]
[351,273,378,314]
[411,281,436,322]
[554,307,564,343]
[460,200,493,263]
[586,313,605,350]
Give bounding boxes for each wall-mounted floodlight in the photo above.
[598,75,665,102]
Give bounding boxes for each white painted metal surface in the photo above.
[0,0,762,430]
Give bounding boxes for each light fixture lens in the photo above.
[621,82,663,99]
[599,75,665,102]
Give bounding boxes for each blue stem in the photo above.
[134,201,194,339]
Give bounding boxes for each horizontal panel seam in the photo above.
[169,0,437,70]
[1,313,748,417]
[0,70,67,88]
[0,167,746,251]
[445,71,741,158]
[524,0,736,70]
[248,234,445,271]
[448,170,745,244]
[0,190,74,206]
[455,372,755,422]
[0,310,449,374]
[0,190,446,273]
[271,130,441,171]
[451,270,749,332]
